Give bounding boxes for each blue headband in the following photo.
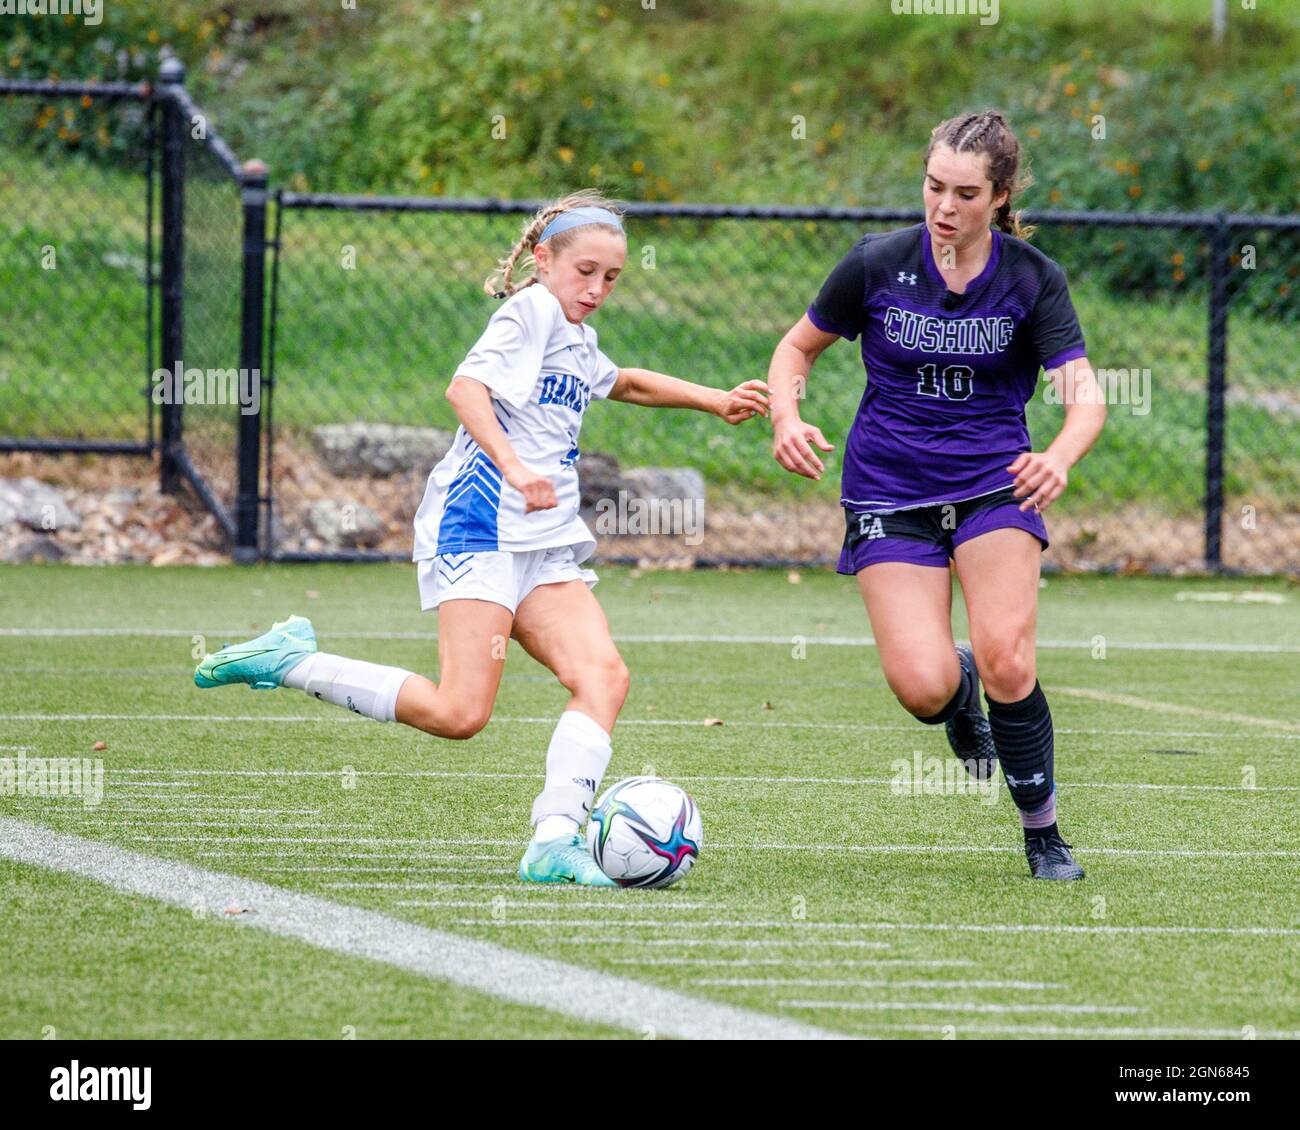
[537,206,624,244]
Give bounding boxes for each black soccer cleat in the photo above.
[945,645,998,782]
[1025,830,1086,880]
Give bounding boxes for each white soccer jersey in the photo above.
[412,283,621,563]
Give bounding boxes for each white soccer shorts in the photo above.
[417,544,598,614]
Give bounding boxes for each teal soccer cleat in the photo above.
[193,614,317,691]
[518,834,616,887]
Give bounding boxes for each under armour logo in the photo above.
[898,271,917,285]
[1005,772,1046,787]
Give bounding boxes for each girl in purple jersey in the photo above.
[767,111,1107,880]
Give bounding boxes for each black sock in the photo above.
[1024,821,1059,843]
[987,680,1055,814]
[917,653,974,725]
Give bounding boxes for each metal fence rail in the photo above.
[265,194,1298,574]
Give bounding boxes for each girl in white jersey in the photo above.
[194,191,769,885]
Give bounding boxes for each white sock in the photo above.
[283,653,412,723]
[530,710,612,841]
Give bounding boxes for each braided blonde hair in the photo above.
[484,189,627,298]
[924,109,1036,241]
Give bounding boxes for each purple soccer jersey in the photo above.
[806,224,1087,512]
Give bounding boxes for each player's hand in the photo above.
[504,462,558,513]
[715,380,770,425]
[772,417,834,481]
[1008,451,1070,513]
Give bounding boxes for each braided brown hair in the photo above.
[484,189,626,299]
[924,110,1035,241]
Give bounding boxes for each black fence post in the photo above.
[158,58,186,495]
[236,159,270,563]
[1205,213,1230,573]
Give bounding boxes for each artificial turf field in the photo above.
[1,563,1297,1041]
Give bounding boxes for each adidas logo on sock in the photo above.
[572,777,597,793]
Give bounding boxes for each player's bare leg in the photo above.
[954,527,1084,879]
[510,579,629,885]
[855,561,958,717]
[855,560,995,779]
[394,598,514,740]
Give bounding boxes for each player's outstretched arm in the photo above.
[768,314,838,481]
[446,375,557,512]
[1008,356,1107,513]
[607,368,769,425]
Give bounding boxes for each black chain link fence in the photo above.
[0,80,156,455]
[266,198,1298,574]
[2,70,1295,574]
[1,67,265,553]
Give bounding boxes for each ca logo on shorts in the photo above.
[858,514,885,540]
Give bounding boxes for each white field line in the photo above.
[262,866,514,875]
[346,880,675,891]
[88,808,323,816]
[393,898,721,910]
[1054,686,1300,733]
[613,939,895,949]
[116,793,262,801]
[780,1001,1142,1015]
[194,851,514,862]
[450,919,1300,937]
[121,835,1300,859]
[95,821,365,831]
[101,781,199,788]
[699,978,1061,990]
[3,626,1295,653]
[0,816,843,1041]
[845,1022,1300,1039]
[6,714,1300,741]
[612,958,970,967]
[83,764,1300,790]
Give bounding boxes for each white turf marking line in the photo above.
[262,866,514,875]
[780,1001,1142,1015]
[393,899,721,910]
[3,625,1296,653]
[0,817,843,1041]
[194,851,513,862]
[847,1022,1300,1039]
[613,958,972,967]
[1055,686,1300,733]
[451,919,1300,936]
[105,781,199,789]
[699,978,1062,990]
[124,835,1300,859]
[9,714,1300,742]
[88,808,323,817]
[93,767,1300,793]
[102,821,364,831]
[621,939,896,950]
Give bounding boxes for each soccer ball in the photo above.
[587,776,702,888]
